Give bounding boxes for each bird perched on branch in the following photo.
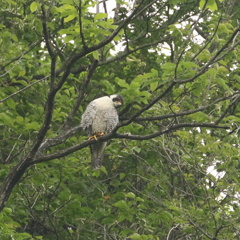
[80,94,124,169]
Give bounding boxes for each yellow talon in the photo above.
[97,132,105,136]
[88,132,105,141]
[88,135,97,141]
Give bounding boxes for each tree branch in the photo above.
[215,93,240,125]
[64,0,155,68]
[42,5,57,88]
[34,91,239,159]
[120,91,240,122]
[0,40,42,77]
[41,5,55,58]
[78,0,87,50]
[119,82,176,127]
[0,76,50,103]
[32,121,229,164]
[176,25,240,84]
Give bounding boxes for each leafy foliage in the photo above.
[0,0,240,239]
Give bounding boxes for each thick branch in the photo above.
[36,90,239,158]
[32,122,229,164]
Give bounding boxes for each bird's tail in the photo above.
[90,142,107,169]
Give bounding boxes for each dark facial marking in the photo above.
[113,95,124,104]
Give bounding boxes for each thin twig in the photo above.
[167,224,180,240]
[176,25,240,84]
[120,91,240,122]
[0,40,42,77]
[0,76,49,103]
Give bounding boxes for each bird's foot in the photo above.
[88,132,105,141]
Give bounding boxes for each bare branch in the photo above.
[115,123,229,140]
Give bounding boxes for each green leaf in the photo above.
[94,13,108,21]
[25,122,40,130]
[57,4,75,13]
[199,0,206,9]
[162,62,176,71]
[92,50,99,60]
[113,200,128,209]
[200,0,218,11]
[3,208,13,214]
[135,197,144,202]
[150,81,158,92]
[125,192,135,199]
[6,98,16,110]
[30,2,38,12]
[116,78,129,88]
[208,0,218,11]
[159,211,173,223]
[0,112,14,126]
[58,29,70,35]
[12,34,18,42]
[128,233,141,239]
[190,112,209,121]
[100,166,108,175]
[119,173,126,180]
[192,82,203,96]
[64,35,75,43]
[168,205,182,212]
[64,15,76,23]
[225,115,240,123]
[18,70,25,77]
[215,78,229,90]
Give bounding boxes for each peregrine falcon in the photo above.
[80,94,124,169]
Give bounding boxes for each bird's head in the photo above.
[110,94,124,108]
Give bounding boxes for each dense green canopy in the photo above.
[0,0,240,239]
